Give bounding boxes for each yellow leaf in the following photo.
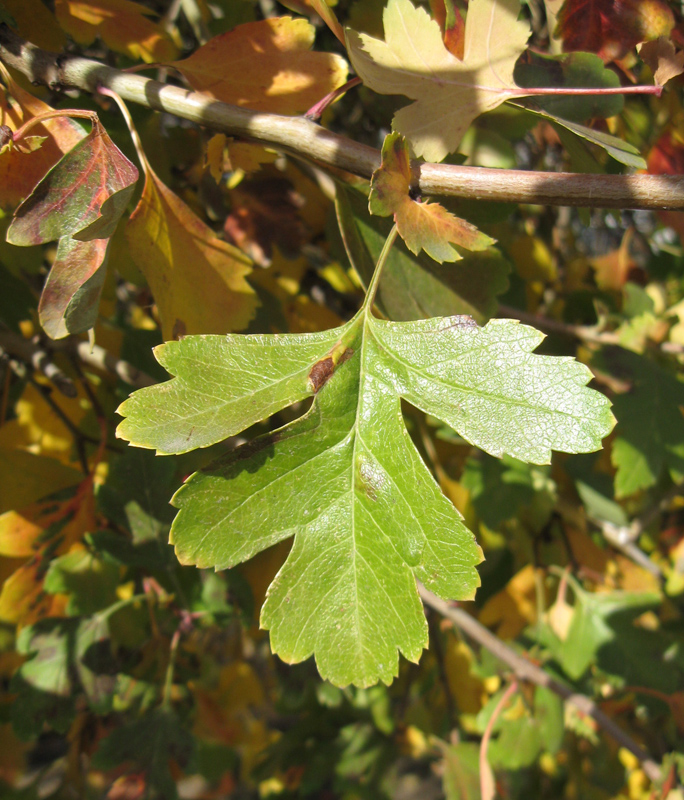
[445,638,487,714]
[638,38,684,86]
[0,559,67,625]
[479,565,541,639]
[55,0,178,63]
[170,17,348,115]
[1,0,66,50]
[346,0,530,162]
[226,141,278,176]
[205,133,226,184]
[590,228,636,291]
[0,382,87,465]
[126,166,257,338]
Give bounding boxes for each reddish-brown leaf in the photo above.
[224,177,307,267]
[556,0,674,61]
[430,0,466,59]
[169,16,348,115]
[647,129,684,244]
[7,117,138,246]
[0,69,85,210]
[38,236,110,339]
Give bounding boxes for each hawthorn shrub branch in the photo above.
[418,586,663,783]
[1,25,684,211]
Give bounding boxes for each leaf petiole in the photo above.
[362,223,398,316]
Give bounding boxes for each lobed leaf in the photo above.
[335,185,509,323]
[346,0,530,162]
[118,308,613,686]
[369,132,495,262]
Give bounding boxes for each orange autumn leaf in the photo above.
[589,228,638,290]
[169,17,348,115]
[0,560,66,625]
[126,165,256,339]
[55,0,178,63]
[369,132,494,262]
[0,67,85,210]
[430,0,466,59]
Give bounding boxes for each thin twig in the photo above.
[1,27,684,211]
[418,585,662,783]
[0,330,156,389]
[498,305,684,356]
[0,329,77,397]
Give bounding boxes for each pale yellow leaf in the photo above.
[638,37,684,86]
[346,0,530,162]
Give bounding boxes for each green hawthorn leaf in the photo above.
[335,186,509,323]
[369,132,494,262]
[594,347,684,497]
[371,316,614,463]
[512,104,647,169]
[115,321,356,455]
[119,299,613,686]
[167,313,483,687]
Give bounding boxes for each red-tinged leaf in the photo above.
[430,0,466,59]
[7,118,138,247]
[169,17,348,115]
[369,132,495,262]
[0,69,85,210]
[38,236,110,339]
[647,129,684,244]
[556,0,674,61]
[54,0,178,63]
[126,167,257,339]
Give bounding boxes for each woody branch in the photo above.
[1,25,683,211]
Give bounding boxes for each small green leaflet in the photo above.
[117,281,613,686]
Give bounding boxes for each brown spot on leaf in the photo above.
[309,357,334,393]
[308,347,354,393]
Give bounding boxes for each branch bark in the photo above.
[418,586,663,784]
[1,25,684,211]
